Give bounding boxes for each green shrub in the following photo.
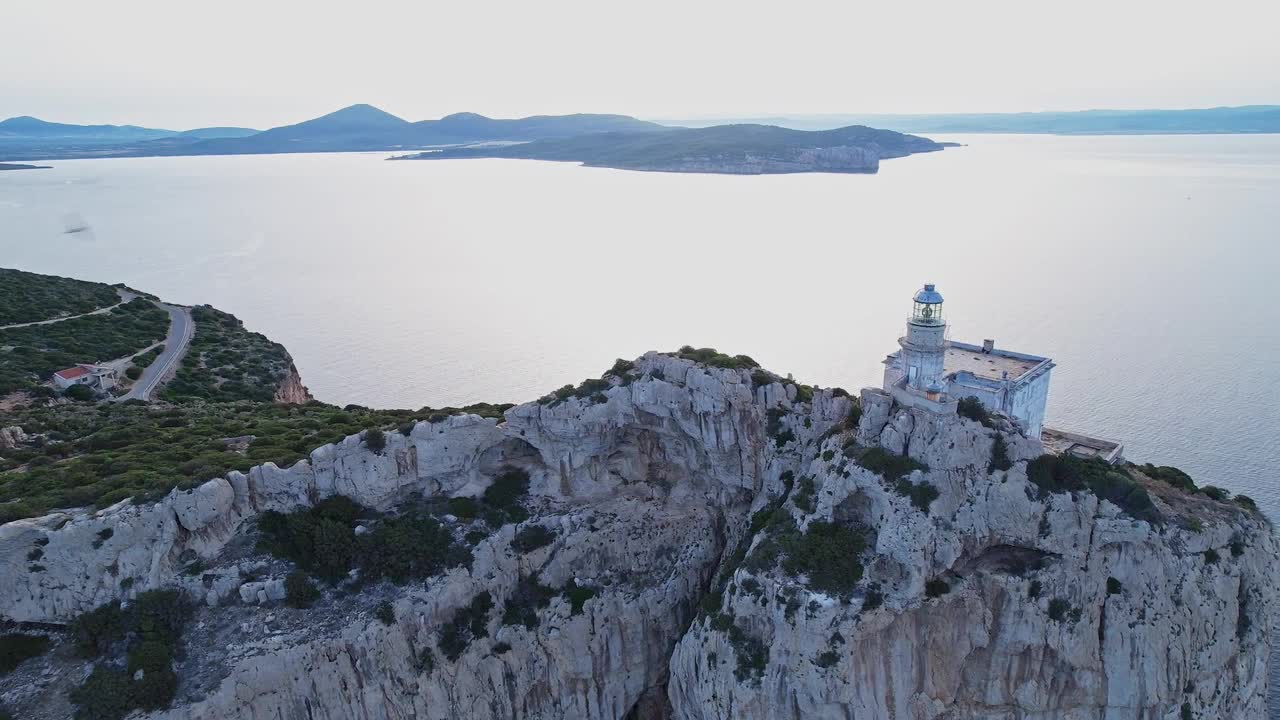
[861,584,884,612]
[439,592,493,661]
[956,397,994,427]
[482,469,531,523]
[1200,486,1229,502]
[814,650,839,668]
[1106,577,1122,595]
[126,641,177,710]
[781,521,866,596]
[1027,455,1158,523]
[792,476,816,514]
[1028,580,1042,599]
[857,447,928,482]
[709,612,769,682]
[924,579,950,598]
[605,358,634,377]
[1204,549,1220,565]
[447,496,479,519]
[1138,464,1196,492]
[562,579,598,616]
[70,665,136,720]
[375,601,395,626]
[894,479,940,513]
[125,366,142,380]
[0,633,50,675]
[673,346,759,370]
[1235,495,1258,511]
[492,641,512,654]
[364,428,386,453]
[71,601,127,657]
[284,571,320,608]
[1181,702,1192,720]
[502,576,555,629]
[131,590,190,647]
[1047,598,1071,621]
[512,525,556,553]
[988,434,1012,473]
[65,384,95,401]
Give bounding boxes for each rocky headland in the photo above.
[0,349,1274,719]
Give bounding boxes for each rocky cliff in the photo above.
[272,363,312,404]
[0,353,1274,719]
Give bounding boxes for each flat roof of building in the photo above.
[1042,427,1124,464]
[944,343,1046,382]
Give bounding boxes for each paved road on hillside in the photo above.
[0,289,136,330]
[114,302,193,402]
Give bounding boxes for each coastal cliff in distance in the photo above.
[1,337,1275,718]
[392,123,951,174]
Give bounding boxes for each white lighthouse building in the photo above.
[882,284,1055,438]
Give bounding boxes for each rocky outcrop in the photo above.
[1,354,1275,720]
[271,363,312,404]
[668,389,1278,719]
[0,425,26,449]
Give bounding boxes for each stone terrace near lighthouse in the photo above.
[0,345,1273,720]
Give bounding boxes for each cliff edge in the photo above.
[0,351,1273,719]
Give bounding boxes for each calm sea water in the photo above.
[3,137,1279,707]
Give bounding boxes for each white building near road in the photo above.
[881,284,1054,439]
[52,364,118,393]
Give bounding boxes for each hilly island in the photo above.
[0,267,1274,720]
[392,123,951,174]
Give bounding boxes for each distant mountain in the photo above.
[166,105,669,156]
[0,116,175,142]
[670,105,1280,135]
[0,104,670,160]
[0,116,260,160]
[392,123,949,174]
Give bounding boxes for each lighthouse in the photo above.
[880,283,1057,438]
[898,283,948,398]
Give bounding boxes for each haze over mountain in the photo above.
[0,104,668,161]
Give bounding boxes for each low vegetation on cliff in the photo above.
[0,269,120,326]
[0,297,168,395]
[0,401,442,522]
[162,306,294,403]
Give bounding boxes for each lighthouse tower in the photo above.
[899,283,947,399]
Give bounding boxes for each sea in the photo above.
[2,133,1279,711]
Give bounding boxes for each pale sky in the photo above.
[4,0,1278,130]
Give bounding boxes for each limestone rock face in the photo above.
[0,414,508,623]
[0,425,26,449]
[667,390,1278,720]
[1,357,1275,720]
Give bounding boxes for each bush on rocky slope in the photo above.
[258,496,473,586]
[747,516,868,598]
[68,590,191,719]
[1028,454,1159,522]
[0,633,49,675]
[672,345,759,370]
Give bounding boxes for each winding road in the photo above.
[0,288,136,330]
[113,302,193,402]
